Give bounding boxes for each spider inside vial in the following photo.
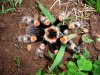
[18,13,83,57]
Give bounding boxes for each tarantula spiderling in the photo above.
[18,12,83,57]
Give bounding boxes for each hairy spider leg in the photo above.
[53,18,62,26]
[49,43,58,54]
[30,35,43,42]
[57,38,81,54]
[60,36,68,44]
[37,21,51,28]
[34,40,47,57]
[53,15,65,26]
[59,25,69,33]
[66,40,81,54]
[26,25,45,36]
[34,20,41,26]
[39,40,47,50]
[26,25,38,36]
[17,34,31,43]
[40,15,51,26]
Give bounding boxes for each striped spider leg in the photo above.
[35,40,47,58]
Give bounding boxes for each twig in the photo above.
[50,0,59,10]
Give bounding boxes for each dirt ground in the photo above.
[0,0,100,75]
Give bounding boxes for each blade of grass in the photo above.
[89,0,96,5]
[86,0,93,7]
[18,0,23,7]
[96,38,100,41]
[2,4,5,13]
[49,45,66,71]
[4,8,15,13]
[64,17,73,21]
[82,34,94,43]
[15,57,21,67]
[0,0,7,3]
[68,34,78,40]
[48,50,55,60]
[0,4,5,14]
[83,47,90,59]
[96,0,100,14]
[9,0,15,8]
[36,0,55,24]
[36,69,42,75]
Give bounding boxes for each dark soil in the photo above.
[0,0,100,75]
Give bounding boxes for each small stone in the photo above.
[27,44,32,51]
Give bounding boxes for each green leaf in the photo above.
[67,61,77,72]
[48,50,55,60]
[89,0,96,5]
[36,0,55,24]
[9,0,15,8]
[67,70,77,75]
[64,17,73,21]
[76,72,87,75]
[82,34,94,43]
[0,0,7,3]
[86,0,100,14]
[72,54,80,59]
[18,0,23,7]
[59,72,65,75]
[4,8,15,13]
[83,47,90,59]
[92,60,100,75]
[43,74,48,75]
[86,0,93,7]
[36,69,42,75]
[15,57,21,67]
[49,45,66,71]
[57,23,62,27]
[1,4,5,13]
[77,57,92,71]
[68,34,78,40]
[96,38,100,41]
[96,0,100,14]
